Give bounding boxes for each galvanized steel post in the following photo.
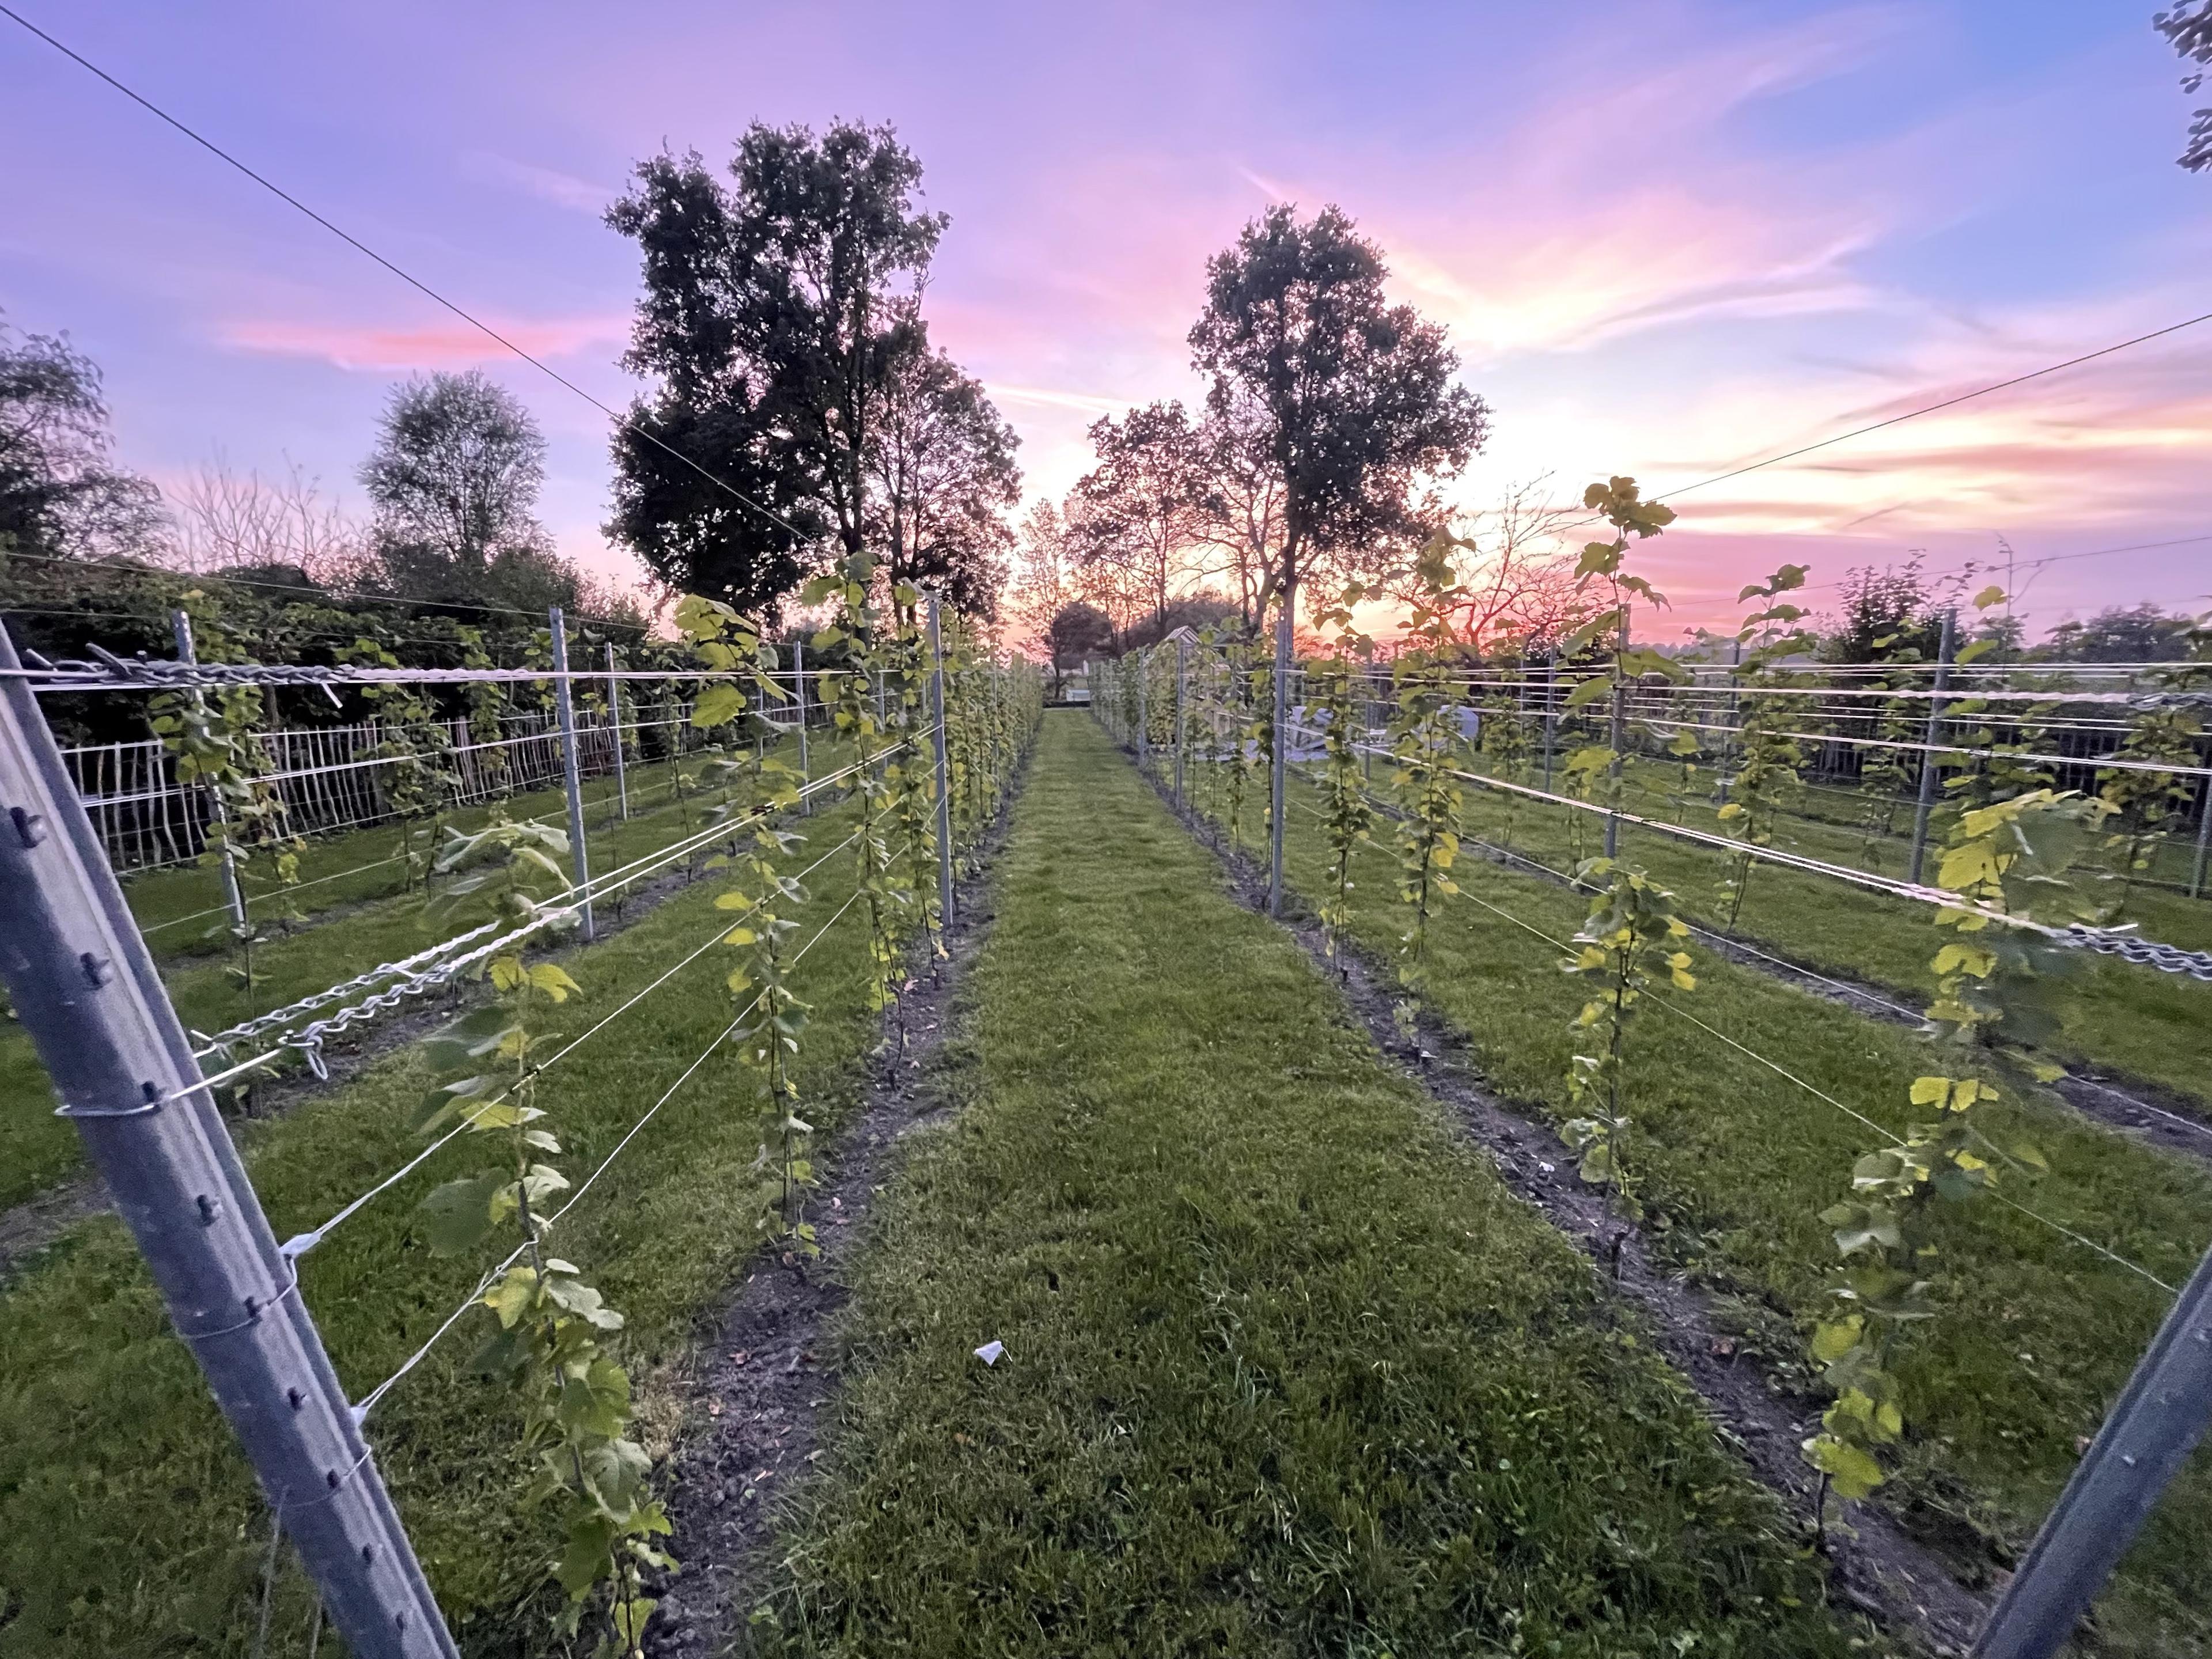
[1270,599,1290,918]
[926,595,956,927]
[547,608,594,942]
[0,625,456,1658]
[793,638,811,816]
[1604,603,1628,861]
[171,609,248,932]
[1907,609,1957,887]
[1969,1236,2212,1659]
[603,642,629,822]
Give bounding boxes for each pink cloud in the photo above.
[219,312,630,370]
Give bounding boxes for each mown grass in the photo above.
[0,736,853,1212]
[752,713,1861,1659]
[1449,745,2212,1108]
[0,787,900,1656]
[1176,743,2212,1656]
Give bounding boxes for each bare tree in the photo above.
[1007,498,1075,658]
[1408,476,1595,653]
[171,453,369,579]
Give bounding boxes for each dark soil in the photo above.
[642,764,1025,1658]
[1153,763,1990,1658]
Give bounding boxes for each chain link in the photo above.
[2065,925,2212,982]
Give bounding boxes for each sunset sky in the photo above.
[3,1,2207,639]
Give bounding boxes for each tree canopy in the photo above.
[868,340,1020,617]
[1071,400,1206,632]
[607,121,1015,617]
[360,370,562,610]
[1187,203,1489,614]
[2156,2,2212,172]
[0,319,165,563]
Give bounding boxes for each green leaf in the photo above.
[527,963,581,1002]
[691,684,746,729]
[1805,1431,1886,1499]
[419,1173,503,1256]
[1563,675,1612,709]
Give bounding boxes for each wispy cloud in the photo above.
[462,152,617,215]
[219,312,629,370]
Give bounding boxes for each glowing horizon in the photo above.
[3,1,2206,640]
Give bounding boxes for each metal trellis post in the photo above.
[926,595,956,927]
[603,642,629,823]
[1137,647,1150,767]
[793,638,812,816]
[1174,637,1189,810]
[1969,1235,2212,1659]
[1541,653,1559,793]
[0,625,456,1659]
[171,609,249,933]
[547,608,594,942]
[1605,603,1629,861]
[1270,597,1291,918]
[2190,772,2209,900]
[1906,608,1957,887]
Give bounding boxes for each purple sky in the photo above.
[4,1,2208,638]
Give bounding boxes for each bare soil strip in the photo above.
[643,774,1024,1658]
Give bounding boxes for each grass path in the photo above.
[749,713,1861,1658]
[1180,746,2212,1656]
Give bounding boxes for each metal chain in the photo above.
[2065,925,2212,982]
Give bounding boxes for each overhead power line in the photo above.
[1651,309,2212,507]
[0,3,808,545]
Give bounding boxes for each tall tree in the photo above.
[1187,203,1490,627]
[606,122,946,613]
[2157,2,2212,172]
[868,338,1020,618]
[1007,497,1075,657]
[1071,400,1206,632]
[0,319,165,562]
[360,370,554,604]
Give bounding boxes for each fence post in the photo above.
[603,642,629,823]
[926,596,957,927]
[1969,1235,2212,1658]
[1605,603,1628,861]
[1174,637,1190,810]
[0,626,457,1658]
[1906,608,1957,887]
[793,638,812,817]
[171,609,249,933]
[1541,653,1559,794]
[2190,772,2209,900]
[1270,598,1290,918]
[1137,648,1151,768]
[1717,636,1744,806]
[547,608,594,942]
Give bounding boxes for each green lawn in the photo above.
[0,783,913,1656]
[751,713,1862,1658]
[1449,746,2212,1108]
[0,734,854,1212]
[1171,741,2212,1656]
